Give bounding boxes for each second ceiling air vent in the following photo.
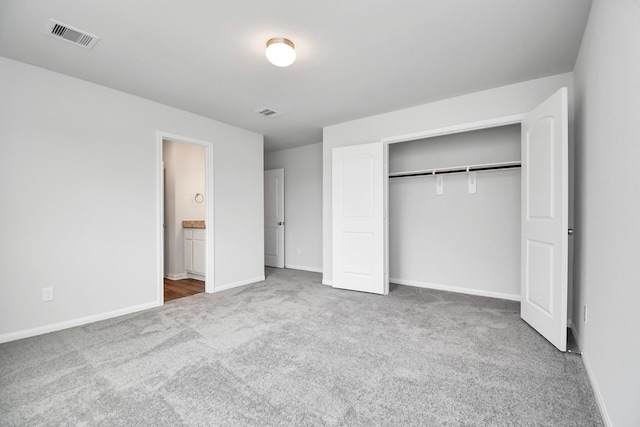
[255,108,283,119]
[48,19,100,49]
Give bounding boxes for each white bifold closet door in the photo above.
[332,142,388,295]
[521,87,569,352]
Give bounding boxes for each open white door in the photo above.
[264,169,285,268]
[332,142,388,295]
[521,87,569,351]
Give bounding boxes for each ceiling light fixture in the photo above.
[266,37,296,67]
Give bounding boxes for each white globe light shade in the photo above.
[266,38,296,67]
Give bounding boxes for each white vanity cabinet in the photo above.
[184,228,205,278]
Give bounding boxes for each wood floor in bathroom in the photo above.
[164,278,205,302]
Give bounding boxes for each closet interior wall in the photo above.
[388,124,522,300]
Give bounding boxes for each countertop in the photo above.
[182,220,205,229]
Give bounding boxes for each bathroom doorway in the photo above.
[157,132,215,304]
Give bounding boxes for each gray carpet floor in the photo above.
[1,268,603,426]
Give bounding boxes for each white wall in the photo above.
[265,143,322,272]
[0,57,264,342]
[389,125,521,299]
[572,1,640,425]
[323,73,573,285]
[163,139,205,279]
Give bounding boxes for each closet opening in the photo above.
[387,123,522,301]
[331,87,569,350]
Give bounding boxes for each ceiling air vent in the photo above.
[47,19,99,49]
[255,108,283,119]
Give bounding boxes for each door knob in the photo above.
[568,228,574,235]
[278,221,284,225]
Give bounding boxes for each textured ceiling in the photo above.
[0,0,592,151]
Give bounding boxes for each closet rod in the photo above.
[388,161,521,179]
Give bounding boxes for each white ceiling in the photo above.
[0,0,592,152]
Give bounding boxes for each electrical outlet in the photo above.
[584,305,588,324]
[297,248,301,255]
[42,287,54,302]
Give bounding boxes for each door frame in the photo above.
[156,131,215,305]
[381,114,525,145]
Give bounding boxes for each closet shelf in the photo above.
[388,160,521,179]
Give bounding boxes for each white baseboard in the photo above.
[166,272,205,281]
[390,277,521,301]
[186,272,205,281]
[322,279,333,286]
[580,350,612,426]
[213,276,265,293]
[572,324,583,350]
[569,328,610,426]
[285,264,323,274]
[0,301,160,344]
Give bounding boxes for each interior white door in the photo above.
[332,142,388,295]
[521,87,569,352]
[264,169,285,268]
